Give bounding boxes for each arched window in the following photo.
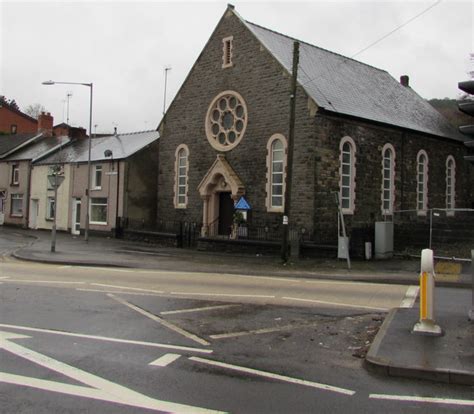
[266,134,287,212]
[174,144,189,208]
[446,155,456,215]
[339,137,356,214]
[381,144,395,215]
[416,150,428,215]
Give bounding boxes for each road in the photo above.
[0,255,473,412]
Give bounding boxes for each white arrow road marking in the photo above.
[149,353,182,367]
[369,394,474,407]
[0,331,224,413]
[189,357,355,396]
[0,323,212,354]
[108,294,210,346]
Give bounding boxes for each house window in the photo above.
[174,145,189,208]
[446,155,456,215]
[10,194,23,217]
[11,164,19,185]
[90,197,107,224]
[416,150,429,215]
[93,165,102,190]
[46,197,55,220]
[222,36,233,68]
[339,137,356,214]
[381,144,395,215]
[10,125,17,134]
[266,134,287,212]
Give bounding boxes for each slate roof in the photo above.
[0,132,43,159]
[4,135,71,162]
[242,19,464,142]
[35,130,159,165]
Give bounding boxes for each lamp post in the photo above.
[42,80,93,242]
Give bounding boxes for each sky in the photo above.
[1,0,472,134]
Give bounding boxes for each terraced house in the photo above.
[156,6,473,256]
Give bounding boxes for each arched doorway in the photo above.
[197,155,245,237]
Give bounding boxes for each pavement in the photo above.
[2,226,473,386]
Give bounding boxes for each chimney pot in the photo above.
[400,75,409,87]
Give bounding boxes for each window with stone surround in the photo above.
[339,136,356,214]
[381,144,395,215]
[222,36,233,68]
[416,150,429,215]
[446,155,455,216]
[174,144,189,208]
[205,91,247,152]
[266,134,287,212]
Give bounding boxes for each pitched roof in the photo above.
[238,16,463,141]
[35,130,159,165]
[4,135,71,162]
[0,132,43,159]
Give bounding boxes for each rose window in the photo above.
[205,91,248,151]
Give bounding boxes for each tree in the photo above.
[24,103,47,119]
[0,95,20,111]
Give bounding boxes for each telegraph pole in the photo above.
[281,41,299,262]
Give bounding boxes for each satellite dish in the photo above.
[104,149,113,158]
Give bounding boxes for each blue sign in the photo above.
[235,196,251,210]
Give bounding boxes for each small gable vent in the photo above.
[222,36,233,68]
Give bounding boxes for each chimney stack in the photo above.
[38,112,53,137]
[400,75,409,87]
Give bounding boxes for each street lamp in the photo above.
[42,80,93,242]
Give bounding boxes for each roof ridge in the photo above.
[245,20,388,74]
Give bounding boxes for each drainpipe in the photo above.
[25,161,32,229]
[115,160,120,237]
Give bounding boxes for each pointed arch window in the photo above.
[381,144,395,215]
[339,137,356,214]
[446,155,456,216]
[416,150,428,215]
[174,144,189,208]
[266,134,287,212]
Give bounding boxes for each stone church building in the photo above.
[156,6,473,254]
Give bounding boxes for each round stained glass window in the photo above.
[205,90,248,151]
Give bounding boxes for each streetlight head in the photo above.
[42,80,55,85]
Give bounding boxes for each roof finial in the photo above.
[227,3,235,10]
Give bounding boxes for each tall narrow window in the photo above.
[266,134,287,212]
[93,165,102,190]
[174,144,189,208]
[446,155,456,215]
[339,137,356,214]
[416,150,428,215]
[222,36,233,68]
[381,144,395,215]
[46,197,55,220]
[11,164,19,185]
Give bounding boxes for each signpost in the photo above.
[48,166,65,253]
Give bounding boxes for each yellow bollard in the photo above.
[412,249,443,336]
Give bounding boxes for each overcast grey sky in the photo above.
[1,0,472,134]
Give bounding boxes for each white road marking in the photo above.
[282,296,388,311]
[189,357,355,396]
[369,394,474,407]
[0,323,212,354]
[0,331,222,413]
[3,279,86,285]
[58,265,72,269]
[76,266,133,273]
[170,292,275,299]
[210,323,318,339]
[77,288,163,297]
[399,286,419,308]
[232,274,299,283]
[0,276,10,280]
[304,279,390,287]
[108,294,210,346]
[160,305,240,315]
[91,283,164,294]
[149,353,182,367]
